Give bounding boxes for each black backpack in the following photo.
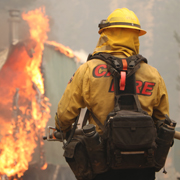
[87,53,157,169]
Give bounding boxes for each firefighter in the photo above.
[55,8,169,180]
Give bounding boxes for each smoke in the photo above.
[74,49,88,63]
[129,0,155,60]
[139,0,155,59]
[110,0,127,11]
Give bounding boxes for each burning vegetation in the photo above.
[0,7,50,179]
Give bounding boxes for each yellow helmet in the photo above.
[98,8,146,36]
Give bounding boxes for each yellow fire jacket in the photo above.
[56,55,169,134]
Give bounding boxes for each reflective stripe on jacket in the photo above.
[56,55,169,134]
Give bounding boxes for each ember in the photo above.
[0,7,50,179]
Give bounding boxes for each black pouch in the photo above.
[86,141,109,174]
[105,110,157,170]
[64,136,95,180]
[154,117,176,172]
[110,110,156,150]
[109,148,155,169]
[154,138,172,172]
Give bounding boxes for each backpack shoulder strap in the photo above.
[85,53,148,131]
[87,53,147,78]
[82,109,105,132]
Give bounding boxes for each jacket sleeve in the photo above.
[55,63,90,132]
[152,74,169,120]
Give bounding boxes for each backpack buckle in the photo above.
[129,61,135,68]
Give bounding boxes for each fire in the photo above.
[41,162,48,170]
[0,7,50,178]
[22,7,49,94]
[46,41,80,62]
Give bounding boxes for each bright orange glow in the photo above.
[22,7,49,94]
[0,7,50,178]
[41,162,48,170]
[46,41,80,62]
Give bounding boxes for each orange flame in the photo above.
[41,162,48,170]
[22,7,49,94]
[46,41,80,62]
[0,7,50,178]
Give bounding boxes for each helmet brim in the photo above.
[98,26,147,36]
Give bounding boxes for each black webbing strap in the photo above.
[56,113,79,149]
[90,111,105,132]
[134,95,145,113]
[65,115,79,148]
[87,53,147,79]
[126,54,147,77]
[126,64,140,78]
[82,109,105,132]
